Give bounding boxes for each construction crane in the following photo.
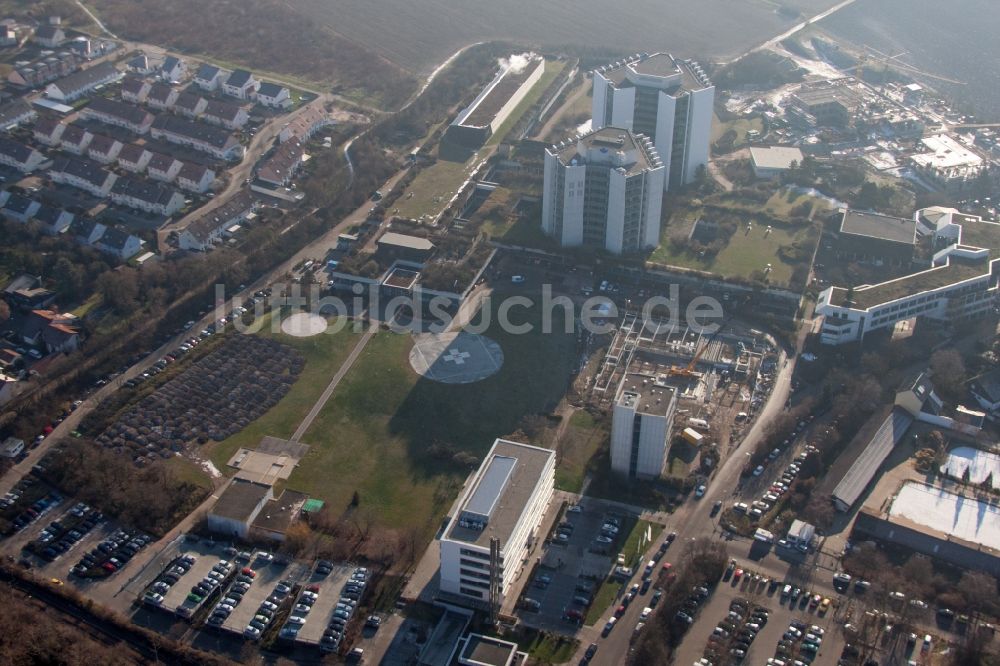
[668,317,732,379]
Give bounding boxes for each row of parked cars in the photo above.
[242,577,293,640]
[705,597,771,663]
[673,582,712,627]
[774,619,826,664]
[144,553,197,606]
[72,527,151,576]
[7,490,62,533]
[318,566,369,653]
[36,502,103,561]
[739,446,816,523]
[194,560,245,607]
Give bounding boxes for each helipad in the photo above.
[281,312,328,337]
[409,332,504,384]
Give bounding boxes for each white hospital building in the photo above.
[592,52,714,190]
[542,126,665,254]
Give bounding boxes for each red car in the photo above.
[241,567,256,578]
[614,605,627,618]
[307,584,321,593]
[102,562,117,572]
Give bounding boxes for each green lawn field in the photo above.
[289,301,576,537]
[207,316,362,470]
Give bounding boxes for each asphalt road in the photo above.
[0,163,411,498]
[583,348,796,666]
[156,93,333,244]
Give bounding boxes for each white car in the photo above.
[640,607,652,621]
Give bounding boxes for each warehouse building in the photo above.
[592,52,713,189]
[438,439,555,611]
[855,481,1000,575]
[542,127,664,254]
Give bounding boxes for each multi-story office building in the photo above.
[816,207,1000,345]
[591,52,714,189]
[439,439,555,610]
[542,127,664,254]
[611,375,678,479]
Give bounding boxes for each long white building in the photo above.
[592,53,714,189]
[439,439,555,610]
[611,374,678,479]
[542,127,665,254]
[816,207,1000,345]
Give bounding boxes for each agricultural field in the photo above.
[290,0,838,75]
[290,301,577,539]
[87,0,418,108]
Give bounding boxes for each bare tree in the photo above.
[931,349,967,398]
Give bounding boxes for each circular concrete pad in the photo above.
[409,332,504,384]
[281,312,328,337]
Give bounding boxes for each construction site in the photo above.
[590,312,778,467]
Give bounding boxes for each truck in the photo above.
[682,427,704,445]
[754,528,775,544]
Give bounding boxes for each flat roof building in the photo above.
[856,481,1000,575]
[749,145,803,179]
[592,53,714,189]
[911,133,988,194]
[816,207,1000,345]
[611,373,677,479]
[439,439,555,610]
[446,55,545,148]
[207,478,273,539]
[456,634,526,666]
[834,209,917,268]
[542,126,665,254]
[790,78,864,127]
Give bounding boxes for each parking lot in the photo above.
[155,547,225,617]
[673,563,846,666]
[217,557,300,638]
[518,501,628,634]
[287,563,355,646]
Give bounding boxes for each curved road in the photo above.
[583,349,796,665]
